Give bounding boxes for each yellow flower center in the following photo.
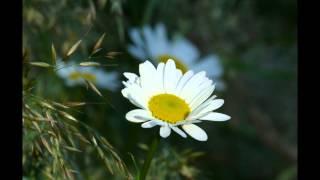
[148,94,190,124]
[68,71,97,82]
[157,54,188,73]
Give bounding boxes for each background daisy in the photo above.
[128,23,225,90]
[56,59,119,91]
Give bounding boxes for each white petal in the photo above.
[124,72,138,81]
[175,69,183,84]
[188,98,223,120]
[141,121,158,128]
[129,96,146,109]
[174,70,194,94]
[121,88,129,97]
[182,124,208,141]
[160,125,171,138]
[199,112,231,121]
[171,126,187,138]
[180,71,207,101]
[123,73,140,86]
[164,59,179,93]
[124,83,148,108]
[186,95,217,120]
[185,78,212,104]
[122,81,129,87]
[139,61,157,79]
[190,84,215,110]
[175,119,202,126]
[126,109,153,123]
[139,61,157,95]
[153,62,165,93]
[198,99,224,114]
[127,97,145,109]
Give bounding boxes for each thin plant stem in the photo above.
[138,136,160,180]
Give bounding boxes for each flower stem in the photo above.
[139,136,159,180]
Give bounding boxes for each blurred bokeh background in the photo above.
[23,0,297,179]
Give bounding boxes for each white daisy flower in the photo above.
[56,59,119,91]
[128,23,225,90]
[122,59,230,141]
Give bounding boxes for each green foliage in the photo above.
[23,80,132,179]
[146,147,204,180]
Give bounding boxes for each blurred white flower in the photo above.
[122,60,230,141]
[128,23,225,90]
[56,59,119,91]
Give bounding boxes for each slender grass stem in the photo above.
[139,136,160,180]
